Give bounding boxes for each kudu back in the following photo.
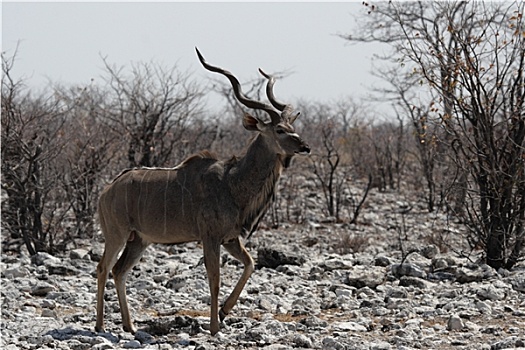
[95,48,310,336]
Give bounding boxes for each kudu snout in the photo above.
[298,143,311,155]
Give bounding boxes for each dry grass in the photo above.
[334,232,370,254]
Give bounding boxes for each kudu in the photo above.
[95,48,310,336]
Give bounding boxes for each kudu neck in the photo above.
[229,134,284,209]
[241,134,283,177]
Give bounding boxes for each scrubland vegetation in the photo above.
[2,1,523,270]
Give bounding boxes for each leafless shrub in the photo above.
[54,84,120,239]
[334,230,370,254]
[346,0,525,269]
[1,52,70,254]
[101,58,205,168]
[298,102,352,221]
[424,229,450,254]
[367,117,408,191]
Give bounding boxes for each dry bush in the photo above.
[101,58,205,168]
[346,0,525,268]
[2,53,70,254]
[334,230,370,254]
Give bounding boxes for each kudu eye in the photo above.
[276,128,286,134]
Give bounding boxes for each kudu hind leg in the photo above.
[202,239,221,335]
[96,233,127,333]
[220,238,255,321]
[112,234,149,333]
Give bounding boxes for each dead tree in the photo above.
[345,0,525,268]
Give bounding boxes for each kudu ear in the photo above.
[242,114,266,132]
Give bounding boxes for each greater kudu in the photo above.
[95,48,310,336]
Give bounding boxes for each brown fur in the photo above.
[95,52,310,336]
[95,131,309,336]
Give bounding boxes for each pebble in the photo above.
[3,265,29,278]
[30,282,55,296]
[391,263,427,278]
[70,249,90,260]
[447,314,465,331]
[41,309,57,318]
[122,340,142,349]
[331,321,368,332]
[293,334,313,348]
[476,284,506,301]
[345,266,384,288]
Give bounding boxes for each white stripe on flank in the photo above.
[140,165,181,171]
[163,170,170,236]
[125,179,130,227]
[137,170,149,229]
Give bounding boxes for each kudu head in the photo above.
[195,48,310,159]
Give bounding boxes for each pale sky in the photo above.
[2,1,389,112]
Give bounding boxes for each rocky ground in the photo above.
[1,183,525,350]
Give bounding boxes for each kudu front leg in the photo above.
[96,248,123,333]
[112,236,149,334]
[202,239,221,335]
[96,230,127,333]
[220,238,254,321]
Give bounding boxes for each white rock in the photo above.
[256,296,274,312]
[30,282,55,296]
[391,263,427,278]
[334,287,353,297]
[447,314,465,331]
[331,321,367,332]
[370,341,392,350]
[293,334,313,348]
[3,265,29,278]
[41,299,56,309]
[41,309,57,318]
[70,248,90,260]
[130,279,156,290]
[134,330,154,343]
[31,252,61,266]
[475,300,492,314]
[322,337,346,350]
[476,284,506,300]
[122,340,142,349]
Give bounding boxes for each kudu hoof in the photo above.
[219,309,228,322]
[204,323,220,336]
[123,324,137,334]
